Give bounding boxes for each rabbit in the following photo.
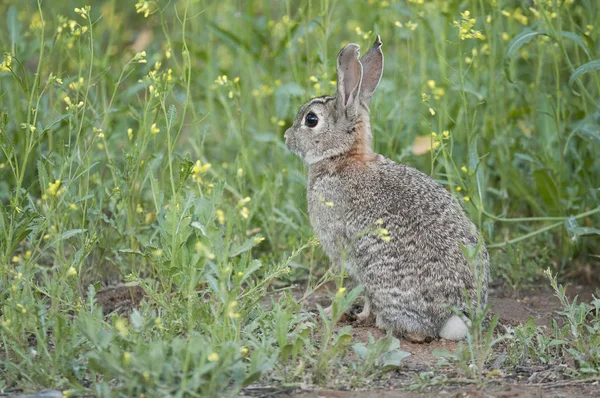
[284,36,490,343]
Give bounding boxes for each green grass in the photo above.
[1,0,599,396]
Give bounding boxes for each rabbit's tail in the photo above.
[439,315,469,340]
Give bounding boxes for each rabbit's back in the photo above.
[308,155,489,336]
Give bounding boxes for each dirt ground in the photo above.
[92,281,600,398]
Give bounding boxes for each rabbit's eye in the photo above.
[305,112,319,128]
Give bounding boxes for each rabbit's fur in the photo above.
[284,37,489,341]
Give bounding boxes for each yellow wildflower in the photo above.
[216,209,225,225]
[208,352,219,362]
[47,180,62,196]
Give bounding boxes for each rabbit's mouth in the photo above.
[284,129,303,158]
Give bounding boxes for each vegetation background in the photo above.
[0,0,599,396]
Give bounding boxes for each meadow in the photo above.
[0,0,599,396]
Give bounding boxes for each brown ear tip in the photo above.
[374,35,382,48]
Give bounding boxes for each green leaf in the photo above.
[48,229,87,247]
[352,342,368,360]
[380,349,411,370]
[229,236,261,257]
[7,6,20,51]
[504,30,592,83]
[559,31,592,59]
[568,60,600,96]
[504,30,544,83]
[532,169,560,212]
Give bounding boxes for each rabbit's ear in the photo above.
[336,43,363,114]
[359,35,383,104]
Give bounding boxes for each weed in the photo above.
[0,0,599,395]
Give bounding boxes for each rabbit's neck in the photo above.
[309,117,376,176]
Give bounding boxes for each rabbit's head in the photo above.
[284,36,384,165]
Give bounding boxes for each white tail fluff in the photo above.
[439,315,469,340]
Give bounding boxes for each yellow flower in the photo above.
[115,318,128,336]
[192,160,212,175]
[135,1,153,18]
[74,6,91,20]
[395,21,402,28]
[432,141,440,148]
[240,207,249,219]
[215,75,228,85]
[442,130,450,139]
[453,10,485,40]
[151,123,160,135]
[228,91,233,99]
[461,165,468,173]
[427,80,436,89]
[47,180,62,196]
[241,347,249,356]
[463,196,470,201]
[234,76,240,83]
[237,168,244,177]
[123,351,131,365]
[216,209,225,225]
[253,236,265,244]
[228,301,241,319]
[238,197,251,206]
[428,107,435,116]
[237,271,243,277]
[309,75,318,82]
[277,120,285,127]
[208,352,219,362]
[456,186,462,192]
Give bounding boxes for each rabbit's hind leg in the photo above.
[375,311,436,343]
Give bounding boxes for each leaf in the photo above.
[532,169,560,211]
[569,60,600,96]
[208,22,258,58]
[191,221,207,236]
[380,349,411,370]
[352,343,368,360]
[504,30,544,83]
[48,229,87,247]
[7,6,20,51]
[504,30,592,83]
[240,259,263,282]
[559,31,591,59]
[229,237,259,257]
